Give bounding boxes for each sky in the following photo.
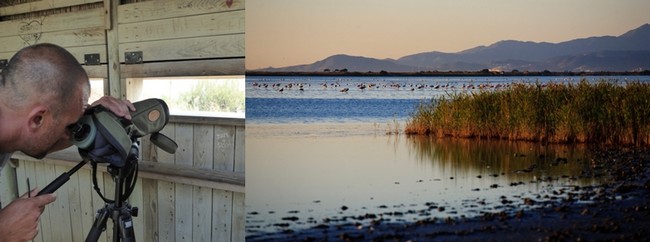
[246,0,650,70]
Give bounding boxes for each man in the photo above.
[0,43,135,241]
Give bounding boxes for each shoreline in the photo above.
[246,122,400,138]
[247,146,650,241]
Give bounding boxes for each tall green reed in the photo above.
[405,80,650,146]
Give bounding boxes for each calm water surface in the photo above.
[246,127,599,235]
[245,76,645,237]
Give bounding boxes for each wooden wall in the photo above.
[0,0,245,241]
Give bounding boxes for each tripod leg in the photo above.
[86,205,111,242]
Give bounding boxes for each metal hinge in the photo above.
[84,53,100,65]
[125,51,143,64]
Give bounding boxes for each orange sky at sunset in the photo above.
[246,0,650,70]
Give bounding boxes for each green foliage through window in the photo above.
[173,80,245,113]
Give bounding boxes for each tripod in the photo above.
[38,140,141,242]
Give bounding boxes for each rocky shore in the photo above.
[248,147,650,241]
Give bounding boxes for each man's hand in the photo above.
[91,96,136,120]
[0,189,56,242]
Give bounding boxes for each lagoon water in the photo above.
[245,75,649,237]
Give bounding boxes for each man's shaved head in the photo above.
[0,43,89,116]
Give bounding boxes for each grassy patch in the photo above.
[405,80,650,146]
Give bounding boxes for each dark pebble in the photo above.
[282,216,299,222]
[273,223,290,228]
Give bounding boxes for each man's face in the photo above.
[25,81,89,158]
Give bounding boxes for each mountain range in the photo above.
[256,24,650,72]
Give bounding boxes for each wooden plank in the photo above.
[125,77,143,103]
[106,0,122,99]
[234,126,245,173]
[138,169,243,193]
[103,0,111,30]
[66,164,84,242]
[0,0,104,16]
[91,170,108,242]
[174,123,193,242]
[157,124,176,242]
[78,168,98,242]
[140,178,158,242]
[193,124,214,170]
[0,44,107,67]
[102,169,115,241]
[118,34,244,62]
[121,58,245,78]
[118,0,245,24]
[38,163,57,240]
[211,190,232,242]
[0,27,105,53]
[23,161,44,242]
[193,125,214,241]
[214,125,235,171]
[119,10,244,43]
[129,177,145,242]
[170,115,245,127]
[84,64,108,79]
[50,165,73,242]
[232,126,245,242]
[140,133,154,161]
[157,180,175,241]
[0,7,105,38]
[13,153,245,192]
[231,192,245,242]
[138,159,244,187]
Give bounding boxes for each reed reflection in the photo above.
[405,136,601,186]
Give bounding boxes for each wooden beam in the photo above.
[0,27,105,53]
[0,44,107,67]
[105,0,122,98]
[118,10,244,43]
[11,153,245,193]
[119,34,244,62]
[120,58,245,77]
[83,64,108,78]
[170,115,245,127]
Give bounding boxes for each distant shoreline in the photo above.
[246,70,650,77]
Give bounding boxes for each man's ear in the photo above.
[27,105,48,130]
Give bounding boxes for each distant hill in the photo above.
[259,54,419,72]
[255,24,650,72]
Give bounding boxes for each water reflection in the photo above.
[406,136,602,188]
[247,129,603,237]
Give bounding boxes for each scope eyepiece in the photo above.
[69,115,97,150]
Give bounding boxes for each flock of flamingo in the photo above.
[249,80,515,93]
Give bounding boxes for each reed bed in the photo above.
[405,80,650,146]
